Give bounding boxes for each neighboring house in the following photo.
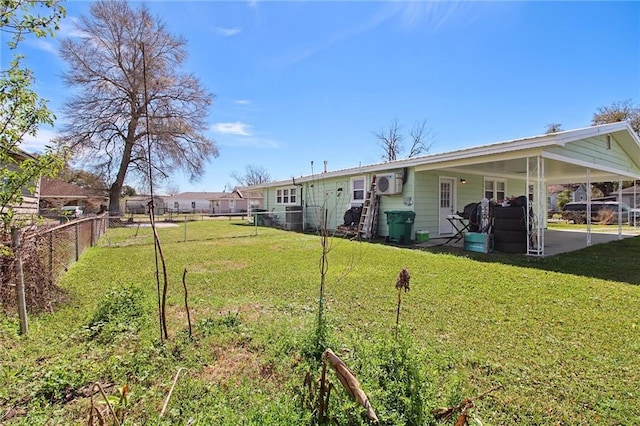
[615,184,640,209]
[39,178,109,215]
[1,149,41,218]
[123,195,165,215]
[572,183,588,202]
[547,184,567,212]
[163,192,222,214]
[250,122,640,256]
[547,183,589,212]
[210,188,264,214]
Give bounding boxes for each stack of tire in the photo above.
[492,206,527,253]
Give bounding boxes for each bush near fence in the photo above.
[0,214,109,313]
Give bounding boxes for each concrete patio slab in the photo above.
[416,229,639,256]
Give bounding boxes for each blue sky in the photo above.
[7,1,640,193]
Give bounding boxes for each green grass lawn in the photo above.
[1,220,640,425]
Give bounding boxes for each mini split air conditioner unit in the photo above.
[376,173,403,195]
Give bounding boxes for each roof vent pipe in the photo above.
[324,160,328,173]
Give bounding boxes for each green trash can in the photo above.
[385,210,416,244]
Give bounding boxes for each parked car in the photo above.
[561,201,634,224]
[60,205,84,219]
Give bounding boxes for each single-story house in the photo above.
[123,195,165,215]
[39,178,109,215]
[547,183,590,213]
[1,148,41,219]
[210,188,264,214]
[250,122,640,256]
[615,184,640,209]
[163,192,223,214]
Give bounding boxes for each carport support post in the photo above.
[526,156,545,256]
[618,177,623,240]
[635,181,638,228]
[11,228,28,335]
[586,169,592,246]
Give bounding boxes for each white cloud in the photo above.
[270,6,395,68]
[397,1,487,33]
[58,17,90,38]
[211,122,253,136]
[233,99,251,105]
[216,27,241,37]
[21,128,59,154]
[32,39,58,55]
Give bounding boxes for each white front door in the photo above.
[229,200,236,213]
[439,177,455,235]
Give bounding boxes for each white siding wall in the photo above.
[165,198,211,213]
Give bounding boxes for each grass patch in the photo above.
[1,221,639,424]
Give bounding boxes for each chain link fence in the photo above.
[0,214,109,313]
[1,212,295,316]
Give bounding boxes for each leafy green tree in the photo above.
[121,185,137,197]
[58,167,108,194]
[590,100,639,196]
[592,99,640,137]
[556,189,572,210]
[0,1,66,230]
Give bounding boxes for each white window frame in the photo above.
[351,176,366,205]
[276,187,298,205]
[484,177,506,202]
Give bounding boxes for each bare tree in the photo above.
[375,119,404,162]
[56,0,218,214]
[375,119,433,161]
[231,164,272,187]
[592,99,640,136]
[164,183,180,196]
[407,120,434,158]
[545,123,563,134]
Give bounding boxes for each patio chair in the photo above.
[458,202,481,232]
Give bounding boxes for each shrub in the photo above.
[37,365,87,403]
[597,207,615,225]
[86,285,146,343]
[330,333,435,425]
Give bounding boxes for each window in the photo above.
[484,178,506,202]
[191,201,196,209]
[351,176,366,204]
[276,187,297,205]
[173,201,179,210]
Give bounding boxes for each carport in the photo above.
[415,122,640,256]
